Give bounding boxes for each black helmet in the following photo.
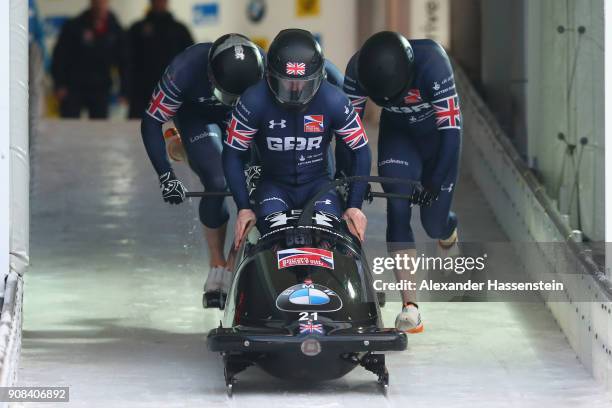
[357,31,415,107]
[208,34,264,106]
[266,29,325,108]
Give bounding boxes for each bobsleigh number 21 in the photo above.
[198,177,420,395]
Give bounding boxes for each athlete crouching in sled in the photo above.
[337,31,462,333]
[141,34,264,306]
[222,29,372,247]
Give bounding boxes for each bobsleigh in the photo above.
[199,177,418,395]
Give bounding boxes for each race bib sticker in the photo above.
[276,279,343,312]
[277,248,334,269]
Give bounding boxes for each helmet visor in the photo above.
[267,71,322,106]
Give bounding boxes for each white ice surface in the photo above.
[17,121,612,408]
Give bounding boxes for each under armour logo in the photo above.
[198,96,220,104]
[266,211,298,227]
[269,119,287,129]
[235,45,245,60]
[314,212,336,227]
[441,183,454,193]
[433,82,441,91]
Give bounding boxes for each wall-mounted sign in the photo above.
[193,3,219,26]
[247,0,266,23]
[296,0,320,17]
[43,16,70,38]
[408,0,450,48]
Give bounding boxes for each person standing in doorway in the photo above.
[51,0,128,119]
[127,0,194,119]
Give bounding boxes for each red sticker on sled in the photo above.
[277,248,334,270]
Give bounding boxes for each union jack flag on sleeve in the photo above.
[146,82,182,123]
[347,94,368,116]
[224,114,258,151]
[432,94,462,130]
[343,72,368,117]
[335,113,368,150]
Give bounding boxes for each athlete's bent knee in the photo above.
[206,175,227,193]
[200,198,229,229]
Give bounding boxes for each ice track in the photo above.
[17,121,611,408]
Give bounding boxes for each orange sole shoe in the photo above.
[438,228,458,250]
[406,324,424,334]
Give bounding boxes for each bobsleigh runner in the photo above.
[188,176,420,395]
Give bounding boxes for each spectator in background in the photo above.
[51,0,128,119]
[127,0,194,119]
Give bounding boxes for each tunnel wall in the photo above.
[527,0,604,243]
[456,66,612,390]
[479,0,605,242]
[0,0,10,279]
[607,0,612,284]
[0,0,28,392]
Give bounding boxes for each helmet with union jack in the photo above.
[356,31,415,107]
[266,29,325,108]
[208,33,264,106]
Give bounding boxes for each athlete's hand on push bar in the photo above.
[234,209,257,249]
[343,207,367,242]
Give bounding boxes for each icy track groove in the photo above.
[17,121,612,408]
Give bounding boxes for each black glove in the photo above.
[411,186,440,207]
[159,171,187,205]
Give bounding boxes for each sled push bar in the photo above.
[298,176,421,227]
[185,190,416,200]
[186,191,233,198]
[185,189,416,200]
[185,176,421,227]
